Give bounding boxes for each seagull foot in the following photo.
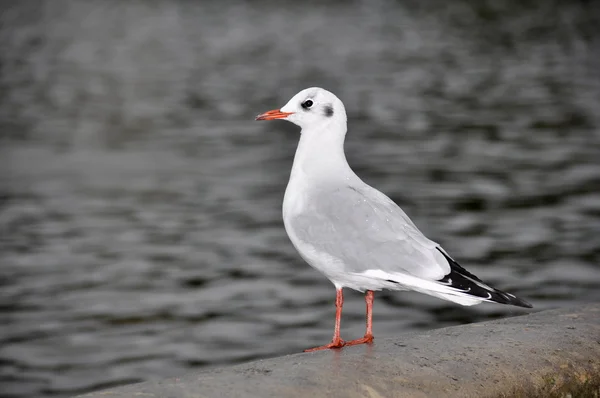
[304,339,346,352]
[345,334,374,346]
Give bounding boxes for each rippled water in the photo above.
[1,0,599,396]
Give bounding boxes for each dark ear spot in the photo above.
[324,104,334,117]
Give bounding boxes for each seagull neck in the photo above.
[291,125,351,180]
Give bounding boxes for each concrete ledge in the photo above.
[79,304,600,398]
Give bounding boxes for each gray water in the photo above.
[1,0,600,397]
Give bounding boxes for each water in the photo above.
[1,0,599,396]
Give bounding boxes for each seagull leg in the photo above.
[304,288,346,352]
[346,290,375,346]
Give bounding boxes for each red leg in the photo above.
[346,290,375,346]
[304,289,346,352]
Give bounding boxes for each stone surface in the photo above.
[78,304,600,398]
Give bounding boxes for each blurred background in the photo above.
[1,0,599,396]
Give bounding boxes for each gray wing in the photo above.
[289,185,450,280]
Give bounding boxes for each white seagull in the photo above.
[255,87,532,352]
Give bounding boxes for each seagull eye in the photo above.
[301,99,313,109]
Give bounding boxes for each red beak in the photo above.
[255,109,294,121]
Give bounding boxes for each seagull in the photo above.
[255,87,532,352]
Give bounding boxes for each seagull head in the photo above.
[255,87,347,132]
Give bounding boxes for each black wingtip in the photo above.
[515,299,533,309]
[494,291,533,308]
[436,248,533,309]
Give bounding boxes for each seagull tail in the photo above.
[436,248,533,308]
